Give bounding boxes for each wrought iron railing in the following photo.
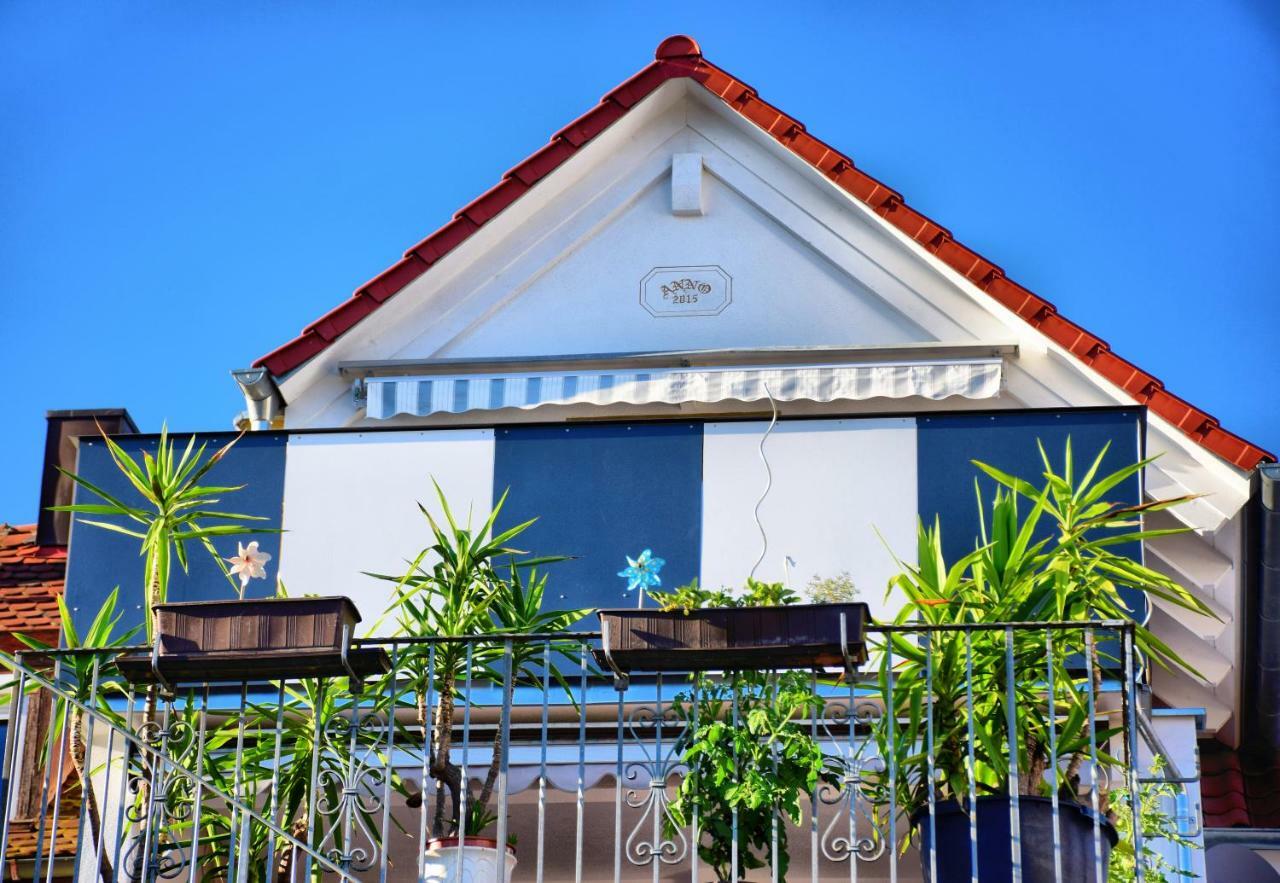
[0,622,1198,882]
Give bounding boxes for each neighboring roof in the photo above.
[1200,741,1280,828]
[0,524,65,650]
[253,35,1273,471]
[3,774,81,867]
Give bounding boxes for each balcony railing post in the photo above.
[0,665,26,877]
[574,645,587,883]
[924,631,938,883]
[224,683,250,883]
[964,630,978,882]
[846,658,858,883]
[495,639,514,881]
[1124,625,1145,883]
[689,676,699,883]
[886,638,897,883]
[612,658,624,883]
[109,689,137,882]
[91,698,118,881]
[263,680,287,883]
[805,671,815,883]
[539,642,551,883]
[654,673,664,883]
[70,655,101,883]
[730,673,740,883]
[378,646,400,883]
[1005,626,1022,883]
[455,643,474,883]
[30,657,62,883]
[185,686,211,883]
[303,677,324,883]
[1045,629,1063,882]
[415,644,436,883]
[1084,627,1104,882]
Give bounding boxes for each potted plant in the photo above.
[598,577,870,675]
[372,482,590,882]
[656,580,845,882]
[862,441,1213,882]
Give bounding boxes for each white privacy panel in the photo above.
[701,418,918,624]
[279,429,495,635]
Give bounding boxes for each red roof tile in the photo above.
[253,35,1274,471]
[1199,740,1280,828]
[3,775,81,863]
[0,524,64,651]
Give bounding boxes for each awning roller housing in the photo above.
[358,354,1005,420]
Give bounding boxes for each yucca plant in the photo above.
[9,587,139,882]
[370,482,589,838]
[51,425,274,640]
[863,440,1215,868]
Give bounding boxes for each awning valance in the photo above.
[359,357,1004,420]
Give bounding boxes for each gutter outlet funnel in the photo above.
[232,368,285,430]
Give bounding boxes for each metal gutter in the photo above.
[1248,463,1280,752]
[337,341,1019,378]
[1203,827,1280,849]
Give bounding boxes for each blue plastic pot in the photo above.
[911,796,1118,882]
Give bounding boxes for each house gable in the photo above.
[253,34,1271,474]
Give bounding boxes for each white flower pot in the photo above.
[422,837,517,883]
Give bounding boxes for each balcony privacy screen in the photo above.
[360,358,1004,419]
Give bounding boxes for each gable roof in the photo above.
[0,523,65,650]
[253,35,1273,471]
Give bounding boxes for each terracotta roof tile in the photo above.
[0,524,64,651]
[252,35,1273,471]
[1199,740,1280,828]
[3,776,81,863]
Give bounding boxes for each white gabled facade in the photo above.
[250,61,1259,743]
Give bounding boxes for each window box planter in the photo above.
[117,596,389,686]
[596,602,870,674]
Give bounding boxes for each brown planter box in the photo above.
[597,602,870,673]
[117,596,389,686]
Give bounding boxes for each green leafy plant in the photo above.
[667,669,840,882]
[51,426,276,637]
[649,577,798,613]
[371,481,591,839]
[862,440,1214,859]
[656,583,841,882]
[1109,758,1199,881]
[8,588,138,882]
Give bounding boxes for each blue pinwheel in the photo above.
[619,549,665,606]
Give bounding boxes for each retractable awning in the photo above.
[347,344,1012,420]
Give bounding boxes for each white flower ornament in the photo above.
[226,541,272,592]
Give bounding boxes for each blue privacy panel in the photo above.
[492,423,703,620]
[916,408,1146,620]
[63,432,287,638]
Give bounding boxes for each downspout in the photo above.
[231,368,285,430]
[1246,463,1280,756]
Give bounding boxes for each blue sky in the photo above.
[1,3,1277,521]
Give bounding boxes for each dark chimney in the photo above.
[36,409,138,547]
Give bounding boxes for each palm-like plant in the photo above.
[371,482,590,838]
[51,425,274,639]
[864,440,1214,849]
[10,588,139,882]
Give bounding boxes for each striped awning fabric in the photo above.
[360,358,1004,420]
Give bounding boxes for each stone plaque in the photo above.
[640,266,732,317]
